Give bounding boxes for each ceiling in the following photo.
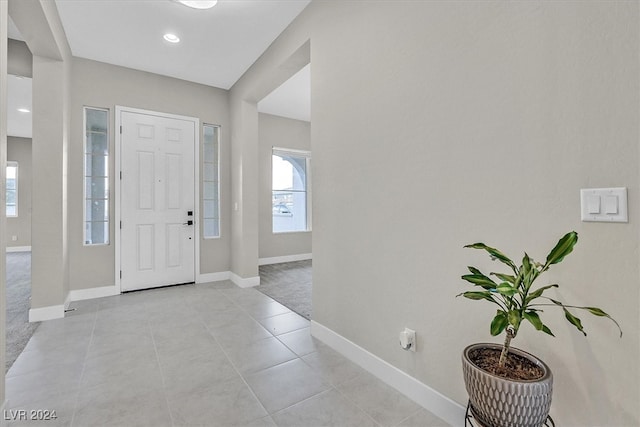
[6,1,311,138]
[7,15,23,41]
[258,64,310,122]
[54,0,311,90]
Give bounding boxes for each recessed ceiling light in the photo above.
[17,108,30,113]
[163,33,180,43]
[176,0,217,9]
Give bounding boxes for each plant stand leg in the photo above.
[465,401,556,427]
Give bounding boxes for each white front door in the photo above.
[120,110,196,292]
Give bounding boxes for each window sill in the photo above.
[272,230,312,235]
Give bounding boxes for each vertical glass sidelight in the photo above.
[6,162,18,217]
[84,107,109,245]
[203,124,220,238]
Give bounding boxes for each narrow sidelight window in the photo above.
[272,148,311,233]
[203,124,220,238]
[6,162,18,217]
[84,107,109,245]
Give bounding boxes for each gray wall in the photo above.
[68,57,231,290]
[231,1,639,425]
[6,136,31,247]
[8,39,31,77]
[259,113,311,260]
[1,0,8,405]
[10,0,74,312]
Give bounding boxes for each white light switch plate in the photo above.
[580,188,628,223]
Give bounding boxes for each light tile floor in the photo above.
[5,281,449,427]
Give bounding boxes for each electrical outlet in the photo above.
[11,236,17,241]
[399,328,416,352]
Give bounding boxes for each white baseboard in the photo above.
[29,305,65,322]
[258,253,312,266]
[310,321,465,426]
[69,285,119,302]
[6,246,31,253]
[197,271,231,283]
[230,273,260,288]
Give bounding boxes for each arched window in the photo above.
[272,148,311,233]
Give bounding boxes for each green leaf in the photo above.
[467,266,483,275]
[522,253,540,291]
[585,307,608,317]
[490,311,508,336]
[457,291,496,303]
[582,307,623,337]
[523,310,543,330]
[491,272,516,284]
[542,299,622,337]
[464,243,517,272]
[522,253,531,277]
[541,324,555,337]
[545,231,578,267]
[461,274,496,290]
[525,284,559,304]
[585,307,622,337]
[496,282,518,297]
[508,310,522,329]
[563,308,587,336]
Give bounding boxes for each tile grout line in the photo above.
[329,377,384,427]
[222,280,337,421]
[230,288,311,341]
[147,302,177,427]
[393,406,429,427]
[210,284,336,422]
[267,387,336,422]
[227,291,339,420]
[200,290,273,424]
[68,303,99,427]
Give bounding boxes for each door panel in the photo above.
[121,111,195,291]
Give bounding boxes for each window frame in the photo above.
[6,161,18,218]
[83,106,110,246]
[202,123,221,239]
[271,147,312,234]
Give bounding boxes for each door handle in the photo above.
[183,220,194,226]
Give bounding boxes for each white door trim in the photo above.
[115,106,200,293]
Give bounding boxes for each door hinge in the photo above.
[120,270,122,279]
[120,221,122,229]
[120,171,122,180]
[120,125,123,134]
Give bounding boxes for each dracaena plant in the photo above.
[459,231,622,367]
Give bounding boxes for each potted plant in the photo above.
[459,231,621,427]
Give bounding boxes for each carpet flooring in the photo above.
[5,251,38,372]
[258,260,312,320]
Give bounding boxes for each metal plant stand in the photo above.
[465,402,555,427]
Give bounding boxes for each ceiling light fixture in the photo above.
[17,108,30,113]
[176,0,217,9]
[163,33,181,43]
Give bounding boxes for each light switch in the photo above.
[587,195,601,214]
[604,196,618,214]
[580,188,628,223]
